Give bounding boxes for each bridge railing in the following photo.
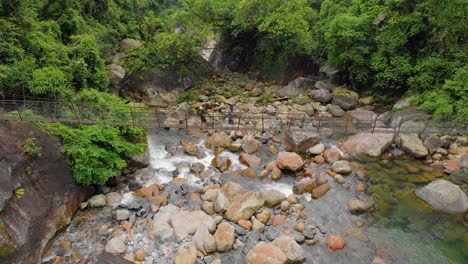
[0,99,466,135]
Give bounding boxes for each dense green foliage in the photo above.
[175,0,467,119]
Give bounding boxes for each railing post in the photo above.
[345,116,349,134]
[17,109,23,121]
[70,103,81,125]
[211,111,214,129]
[396,115,404,135]
[287,111,291,131]
[261,112,265,133]
[317,116,321,133]
[129,104,136,126]
[237,112,241,130]
[185,109,188,129]
[371,116,377,133]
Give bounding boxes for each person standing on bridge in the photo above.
[197,105,208,127]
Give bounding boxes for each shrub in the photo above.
[176,90,193,104]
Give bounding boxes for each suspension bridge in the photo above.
[0,99,466,136]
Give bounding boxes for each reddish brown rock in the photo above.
[293,177,317,194]
[225,191,265,222]
[135,249,148,261]
[239,168,257,178]
[211,156,232,172]
[312,183,330,199]
[214,223,235,252]
[276,152,304,171]
[256,210,271,225]
[271,215,287,226]
[272,167,282,181]
[324,148,341,164]
[326,236,346,251]
[134,184,161,198]
[245,242,287,264]
[239,153,262,168]
[238,219,252,230]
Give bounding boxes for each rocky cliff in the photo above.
[0,121,89,263]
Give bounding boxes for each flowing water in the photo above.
[43,130,467,263]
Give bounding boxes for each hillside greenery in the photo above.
[0,0,467,185]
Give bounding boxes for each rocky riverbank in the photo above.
[43,127,467,264]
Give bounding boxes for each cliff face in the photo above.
[0,121,89,263]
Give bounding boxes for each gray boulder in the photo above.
[275,77,315,97]
[312,89,332,103]
[415,179,468,214]
[331,160,352,175]
[284,132,321,153]
[332,87,358,110]
[88,194,106,208]
[341,133,394,157]
[398,134,428,158]
[105,237,126,254]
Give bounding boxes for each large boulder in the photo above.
[271,236,305,263]
[275,77,315,97]
[276,152,304,172]
[331,160,352,175]
[423,134,442,154]
[346,109,377,126]
[119,38,142,52]
[170,210,216,241]
[341,133,394,157]
[398,134,429,158]
[150,204,178,243]
[245,242,288,264]
[225,191,265,222]
[393,96,415,110]
[311,89,332,103]
[193,225,216,254]
[239,153,262,168]
[415,179,468,214]
[211,156,232,172]
[263,189,286,208]
[206,132,232,149]
[241,135,262,154]
[175,243,197,264]
[0,122,88,264]
[284,132,321,153]
[332,87,358,110]
[107,64,126,91]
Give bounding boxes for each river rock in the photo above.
[393,96,414,110]
[312,183,330,199]
[239,153,262,168]
[180,140,199,156]
[211,156,232,172]
[105,237,125,254]
[115,209,130,221]
[106,192,122,207]
[307,143,325,155]
[341,133,394,157]
[415,179,468,214]
[284,132,321,153]
[88,194,106,208]
[325,236,346,251]
[323,148,341,164]
[398,134,429,158]
[120,38,142,52]
[240,168,257,178]
[424,134,442,153]
[460,155,468,171]
[276,152,304,171]
[225,191,265,222]
[271,236,306,263]
[252,217,265,232]
[347,199,375,214]
[326,104,345,117]
[331,160,352,175]
[332,87,358,110]
[214,192,230,213]
[190,163,205,174]
[193,225,216,255]
[241,135,262,154]
[312,89,332,103]
[275,77,315,97]
[293,177,317,194]
[207,132,232,149]
[263,189,287,208]
[245,242,288,264]
[150,204,178,243]
[256,210,271,225]
[170,210,216,241]
[175,243,197,264]
[214,223,235,252]
[399,121,426,134]
[346,109,377,125]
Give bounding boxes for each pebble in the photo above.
[303,226,316,239]
[294,222,306,233]
[280,201,290,211]
[305,239,320,246]
[294,234,305,244]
